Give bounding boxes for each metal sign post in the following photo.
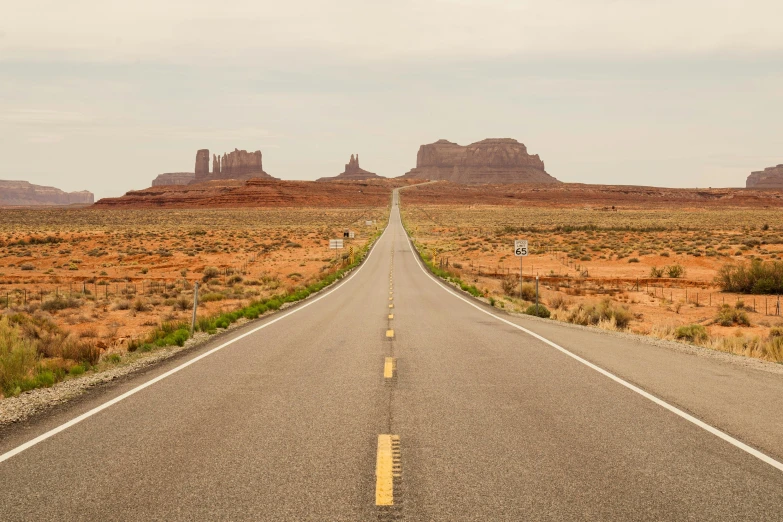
[190,282,199,336]
[514,240,528,299]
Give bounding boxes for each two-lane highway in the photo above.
[1,189,782,520]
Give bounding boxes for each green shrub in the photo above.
[524,304,551,318]
[675,324,708,343]
[649,266,664,278]
[716,259,783,294]
[770,326,783,338]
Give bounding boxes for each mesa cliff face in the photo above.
[317,154,382,182]
[151,172,195,186]
[0,180,94,206]
[747,165,783,188]
[403,138,558,184]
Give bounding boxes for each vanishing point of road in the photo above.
[1,189,782,520]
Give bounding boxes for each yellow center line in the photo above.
[375,434,400,506]
[389,304,394,308]
[383,357,396,379]
[388,314,394,319]
[386,329,394,338]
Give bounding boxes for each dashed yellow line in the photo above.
[375,434,401,506]
[389,304,394,308]
[383,357,396,379]
[386,329,394,338]
[388,314,394,319]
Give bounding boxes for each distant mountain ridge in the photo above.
[0,180,94,206]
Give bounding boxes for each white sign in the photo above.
[514,240,529,257]
[329,239,344,249]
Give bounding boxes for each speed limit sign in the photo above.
[514,240,528,257]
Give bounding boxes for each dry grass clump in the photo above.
[0,314,99,397]
[705,335,783,362]
[555,298,633,330]
[715,303,751,327]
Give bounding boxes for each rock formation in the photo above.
[317,154,383,182]
[402,138,559,184]
[192,148,276,183]
[195,149,210,178]
[0,180,94,206]
[151,172,195,186]
[747,165,783,188]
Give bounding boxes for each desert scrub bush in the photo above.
[649,266,664,278]
[502,278,536,300]
[674,324,709,343]
[20,263,34,271]
[770,326,783,338]
[665,264,685,278]
[202,266,219,282]
[548,294,570,310]
[173,296,192,311]
[0,314,99,396]
[132,298,149,312]
[111,299,131,311]
[199,292,225,302]
[715,304,751,327]
[564,299,633,330]
[716,259,783,294]
[628,258,640,263]
[0,316,39,396]
[40,297,80,312]
[524,304,551,318]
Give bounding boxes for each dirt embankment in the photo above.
[95,178,419,209]
[401,182,783,208]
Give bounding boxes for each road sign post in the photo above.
[514,240,528,300]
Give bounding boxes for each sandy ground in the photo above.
[0,207,387,352]
[401,204,783,361]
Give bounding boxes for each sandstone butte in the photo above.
[151,172,195,186]
[317,154,383,182]
[0,180,94,206]
[94,178,418,209]
[401,138,559,184]
[747,165,783,188]
[194,148,277,184]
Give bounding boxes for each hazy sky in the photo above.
[1,0,782,199]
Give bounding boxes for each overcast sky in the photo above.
[1,0,782,199]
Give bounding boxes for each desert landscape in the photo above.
[2,141,783,396]
[400,182,783,362]
[0,203,388,397]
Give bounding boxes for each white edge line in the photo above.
[0,219,392,464]
[401,201,783,473]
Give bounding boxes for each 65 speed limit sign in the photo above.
[514,240,528,257]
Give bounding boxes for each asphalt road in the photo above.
[1,189,782,520]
